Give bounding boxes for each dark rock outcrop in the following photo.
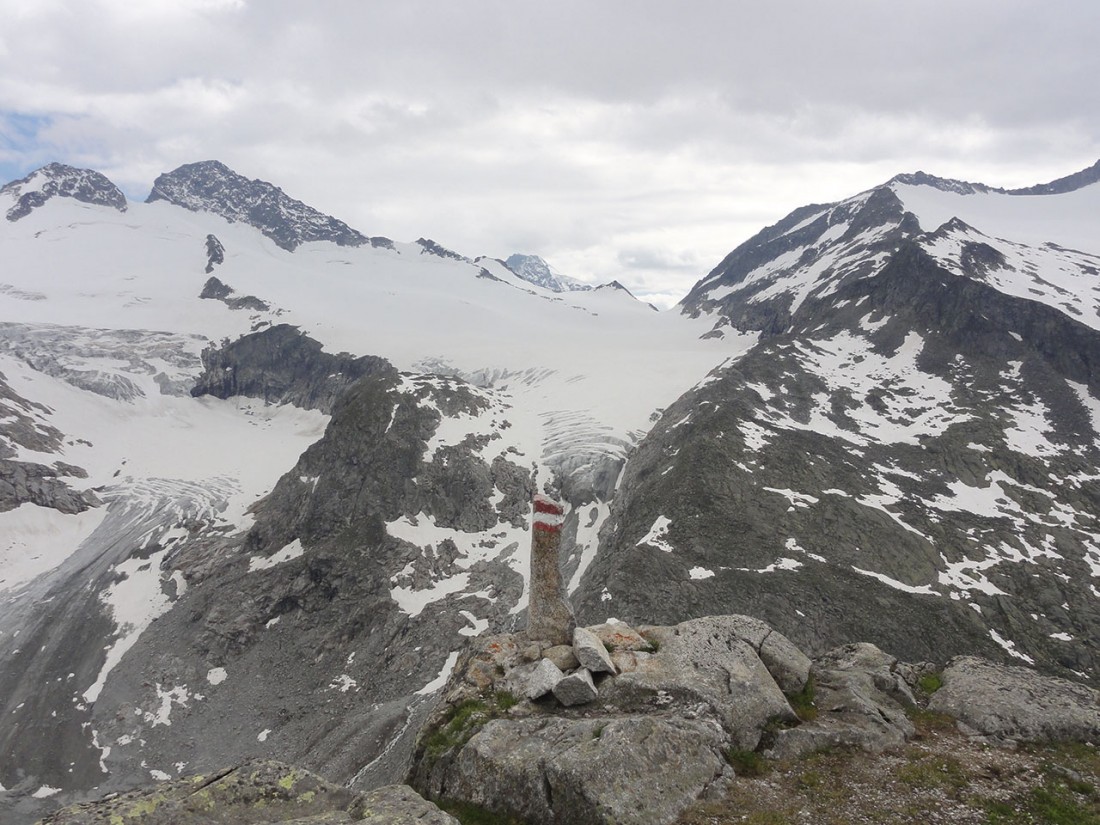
[198,276,270,312]
[204,234,226,273]
[0,326,534,821]
[0,458,96,514]
[415,238,469,262]
[1009,158,1100,196]
[191,325,393,414]
[146,161,383,252]
[504,254,592,293]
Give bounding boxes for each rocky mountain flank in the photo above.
[0,324,537,823]
[576,163,1100,680]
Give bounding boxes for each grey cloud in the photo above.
[0,1,1097,297]
[617,248,701,271]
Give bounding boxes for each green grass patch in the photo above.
[897,754,968,794]
[986,780,1100,825]
[423,692,520,765]
[796,769,823,791]
[906,705,958,735]
[786,675,817,722]
[424,699,489,759]
[439,799,527,825]
[493,690,518,711]
[725,748,769,777]
[918,672,943,694]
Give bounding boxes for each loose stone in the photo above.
[574,626,617,675]
[553,667,598,706]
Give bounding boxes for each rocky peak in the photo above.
[145,160,379,252]
[1,162,127,222]
[887,170,999,195]
[504,253,592,293]
[416,237,470,262]
[1009,157,1100,195]
[679,184,914,333]
[889,159,1100,198]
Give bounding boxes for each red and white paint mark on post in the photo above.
[527,493,575,644]
[533,494,565,533]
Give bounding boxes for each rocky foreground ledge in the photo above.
[39,615,1100,825]
[37,760,457,824]
[408,614,1100,825]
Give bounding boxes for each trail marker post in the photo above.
[527,494,576,645]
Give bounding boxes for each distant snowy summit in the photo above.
[504,253,592,293]
[146,160,392,252]
[0,162,127,222]
[888,158,1100,197]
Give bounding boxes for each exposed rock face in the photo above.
[571,627,616,675]
[525,658,564,699]
[0,457,96,514]
[428,716,730,825]
[191,324,392,414]
[204,234,225,273]
[357,784,460,824]
[1,163,126,222]
[0,365,97,514]
[415,238,469,262]
[198,275,270,312]
[37,759,455,824]
[601,617,797,751]
[1009,158,1100,195]
[552,667,598,706]
[764,643,915,760]
[0,323,540,823]
[146,161,388,252]
[929,656,1100,744]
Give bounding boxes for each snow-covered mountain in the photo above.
[3,156,1100,822]
[0,161,742,822]
[579,164,1100,678]
[504,253,592,293]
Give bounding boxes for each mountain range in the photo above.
[1,156,1099,823]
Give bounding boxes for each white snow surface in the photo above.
[0,503,107,592]
[416,650,460,695]
[249,539,305,572]
[637,515,674,553]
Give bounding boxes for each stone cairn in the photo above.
[521,493,625,706]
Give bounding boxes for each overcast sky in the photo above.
[1,1,1097,307]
